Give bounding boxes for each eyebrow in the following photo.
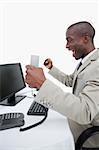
[66,37,72,40]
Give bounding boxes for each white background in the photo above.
[0,0,99,89]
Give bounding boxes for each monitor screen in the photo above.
[0,63,26,106]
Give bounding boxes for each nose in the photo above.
[66,42,69,49]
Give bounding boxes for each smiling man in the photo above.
[66,21,95,60]
[25,21,99,148]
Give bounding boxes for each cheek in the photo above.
[74,43,83,50]
[73,44,82,54]
[75,45,85,57]
[73,44,80,50]
[70,41,78,48]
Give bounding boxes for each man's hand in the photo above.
[25,65,46,89]
[44,58,53,69]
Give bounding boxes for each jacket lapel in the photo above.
[72,49,99,93]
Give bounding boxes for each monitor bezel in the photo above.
[0,63,26,105]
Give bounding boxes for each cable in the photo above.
[20,108,48,132]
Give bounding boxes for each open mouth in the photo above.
[67,48,76,57]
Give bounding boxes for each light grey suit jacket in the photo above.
[35,48,99,125]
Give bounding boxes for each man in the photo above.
[25,21,99,147]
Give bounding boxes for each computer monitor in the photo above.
[0,63,26,106]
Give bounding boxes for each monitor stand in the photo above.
[0,94,26,106]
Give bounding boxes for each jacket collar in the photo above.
[72,48,99,92]
[77,48,99,73]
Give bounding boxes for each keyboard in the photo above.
[0,113,24,130]
[27,101,48,116]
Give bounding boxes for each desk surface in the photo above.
[0,89,75,150]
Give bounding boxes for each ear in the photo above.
[83,34,89,44]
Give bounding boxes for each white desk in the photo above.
[0,91,75,150]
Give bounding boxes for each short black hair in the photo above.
[68,21,95,43]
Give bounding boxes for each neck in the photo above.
[82,46,95,59]
[86,44,95,55]
[88,43,95,52]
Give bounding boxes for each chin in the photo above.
[75,57,80,60]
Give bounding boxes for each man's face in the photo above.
[66,27,87,60]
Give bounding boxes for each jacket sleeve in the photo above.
[48,66,74,87]
[34,79,99,125]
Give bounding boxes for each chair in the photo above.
[75,126,99,150]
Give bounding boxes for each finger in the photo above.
[26,65,35,70]
[44,59,49,65]
[44,61,49,66]
[25,75,28,81]
[45,59,48,62]
[25,65,31,70]
[25,69,31,75]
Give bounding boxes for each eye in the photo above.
[66,37,73,43]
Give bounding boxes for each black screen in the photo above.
[0,63,26,106]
